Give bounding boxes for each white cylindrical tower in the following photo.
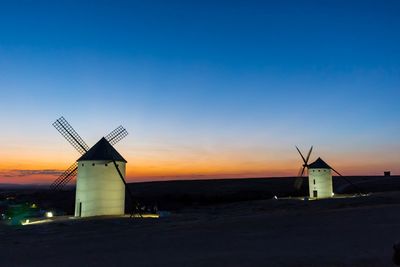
[74,137,127,217]
[308,157,333,199]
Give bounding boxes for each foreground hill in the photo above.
[1,191,400,266]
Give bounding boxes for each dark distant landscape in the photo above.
[2,175,399,215]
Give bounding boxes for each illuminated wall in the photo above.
[308,168,333,198]
[75,160,125,217]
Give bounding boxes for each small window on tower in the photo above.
[105,163,108,166]
[313,179,315,184]
[82,163,84,166]
[92,163,95,166]
[318,170,321,172]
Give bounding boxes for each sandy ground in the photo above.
[1,192,400,267]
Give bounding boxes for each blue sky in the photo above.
[0,0,399,183]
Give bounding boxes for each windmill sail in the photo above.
[294,146,313,190]
[50,162,78,190]
[105,125,128,146]
[51,117,129,191]
[53,116,89,155]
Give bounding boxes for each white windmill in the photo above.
[51,117,135,217]
[294,146,356,199]
[307,157,334,198]
[294,146,333,198]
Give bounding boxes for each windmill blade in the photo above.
[297,166,304,177]
[50,162,78,190]
[331,166,363,194]
[297,166,306,177]
[294,177,304,190]
[105,125,129,146]
[294,166,307,190]
[53,116,89,155]
[112,160,141,217]
[305,146,313,164]
[294,146,309,190]
[295,146,307,164]
[300,166,306,177]
[330,167,343,177]
[54,174,75,190]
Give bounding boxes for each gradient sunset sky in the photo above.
[0,0,399,184]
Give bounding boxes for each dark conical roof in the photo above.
[77,137,127,163]
[308,157,331,169]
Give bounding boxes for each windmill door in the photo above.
[313,190,318,198]
[78,202,82,217]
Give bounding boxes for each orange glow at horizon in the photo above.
[1,144,399,184]
[0,131,399,185]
